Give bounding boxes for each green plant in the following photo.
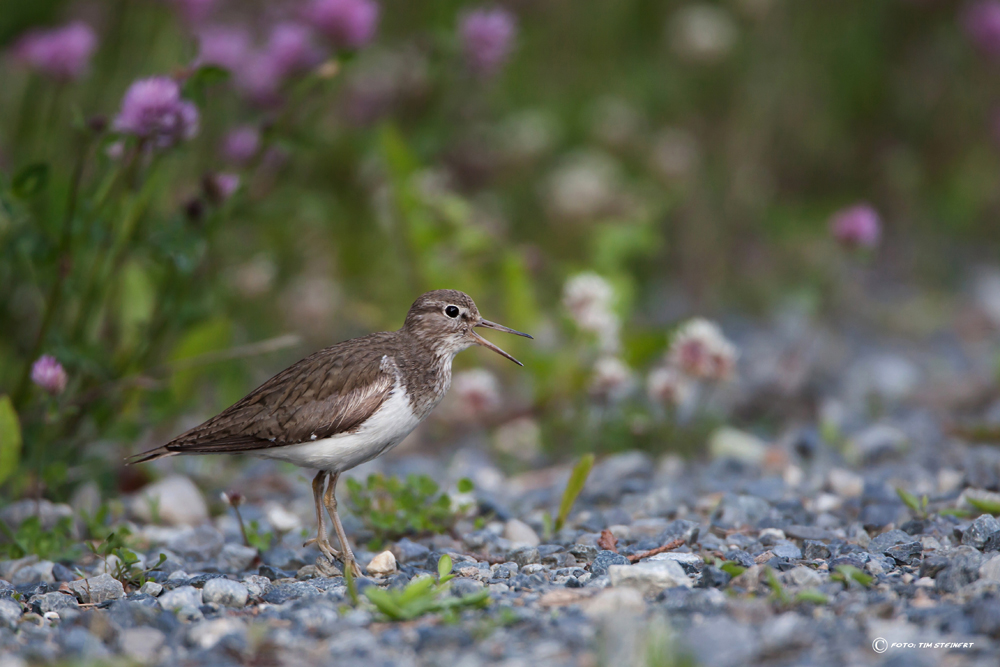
[765,567,789,605]
[554,454,594,533]
[345,474,473,549]
[965,496,1000,516]
[0,515,80,561]
[794,589,829,605]
[364,555,490,621]
[831,564,873,589]
[896,487,929,519]
[245,520,274,552]
[89,526,166,589]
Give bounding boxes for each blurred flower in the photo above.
[668,318,738,382]
[829,203,881,249]
[497,109,559,164]
[306,0,380,49]
[649,128,701,183]
[453,369,502,420]
[646,366,695,407]
[164,0,217,24]
[590,356,634,403]
[235,54,285,103]
[963,1,1000,57]
[563,272,620,351]
[197,25,251,71]
[459,7,517,77]
[493,417,542,462]
[31,355,67,395]
[588,97,643,150]
[11,21,97,81]
[341,47,430,125]
[669,4,737,63]
[220,490,244,507]
[265,22,323,76]
[545,151,621,221]
[105,141,125,160]
[222,125,260,164]
[113,77,199,148]
[204,172,240,203]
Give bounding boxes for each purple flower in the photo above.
[305,0,379,49]
[222,126,260,164]
[12,21,97,81]
[265,22,323,76]
[31,355,67,395]
[459,7,516,77]
[235,54,285,104]
[205,172,240,202]
[830,203,881,249]
[113,77,199,148]
[197,25,251,71]
[963,1,1000,57]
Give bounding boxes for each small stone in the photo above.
[0,599,23,626]
[771,542,802,560]
[391,538,430,564]
[980,555,1000,582]
[713,493,771,529]
[119,627,165,663]
[785,566,821,588]
[202,578,248,608]
[131,475,208,526]
[869,529,910,555]
[828,469,864,498]
[0,499,74,531]
[157,585,203,612]
[11,560,54,586]
[167,525,225,560]
[265,503,302,533]
[963,515,1000,550]
[503,518,541,547]
[849,423,908,464]
[569,544,598,562]
[218,543,258,573]
[366,550,397,576]
[242,574,272,599]
[698,566,731,588]
[708,427,768,464]
[609,560,692,596]
[188,617,247,650]
[803,540,831,560]
[591,550,630,577]
[31,592,78,615]
[508,546,540,567]
[582,587,646,619]
[139,581,163,597]
[451,578,485,597]
[66,573,125,604]
[885,542,922,564]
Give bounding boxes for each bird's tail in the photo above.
[125,446,177,465]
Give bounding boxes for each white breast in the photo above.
[254,377,421,473]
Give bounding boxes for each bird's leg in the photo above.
[304,470,340,560]
[323,472,362,577]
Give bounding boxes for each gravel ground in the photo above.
[6,303,1000,667]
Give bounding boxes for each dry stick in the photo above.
[627,538,685,564]
[466,552,507,565]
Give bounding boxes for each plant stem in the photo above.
[12,137,90,409]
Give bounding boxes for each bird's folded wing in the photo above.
[147,347,395,456]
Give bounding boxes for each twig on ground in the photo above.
[466,552,506,565]
[627,538,685,563]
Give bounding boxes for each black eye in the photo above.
[445,305,460,318]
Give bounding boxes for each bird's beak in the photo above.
[472,319,533,367]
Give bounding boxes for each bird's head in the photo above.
[403,289,532,364]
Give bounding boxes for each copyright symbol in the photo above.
[872,638,888,654]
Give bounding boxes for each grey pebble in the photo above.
[202,578,249,608]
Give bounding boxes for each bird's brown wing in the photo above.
[129,336,396,462]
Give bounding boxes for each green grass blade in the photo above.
[555,454,594,532]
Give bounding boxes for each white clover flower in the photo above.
[668,318,738,381]
[669,4,738,64]
[453,369,502,419]
[562,273,621,351]
[646,365,695,407]
[590,356,634,404]
[545,151,621,221]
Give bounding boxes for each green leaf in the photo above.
[437,554,453,579]
[168,318,232,401]
[555,454,594,532]
[457,478,474,494]
[794,589,828,605]
[11,163,49,199]
[966,497,1000,516]
[720,561,746,577]
[0,396,22,487]
[895,487,921,514]
[765,567,788,604]
[116,260,156,354]
[832,564,873,588]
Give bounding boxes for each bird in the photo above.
[129,289,531,576]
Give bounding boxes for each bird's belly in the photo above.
[255,387,422,473]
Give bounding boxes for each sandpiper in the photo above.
[129,290,531,576]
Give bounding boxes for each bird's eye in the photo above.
[445,305,460,318]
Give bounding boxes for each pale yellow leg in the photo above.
[323,472,362,577]
[304,470,341,560]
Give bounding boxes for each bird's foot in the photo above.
[304,537,342,560]
[342,555,363,579]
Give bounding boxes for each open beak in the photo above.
[472,319,533,367]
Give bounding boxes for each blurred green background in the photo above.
[1,0,999,500]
